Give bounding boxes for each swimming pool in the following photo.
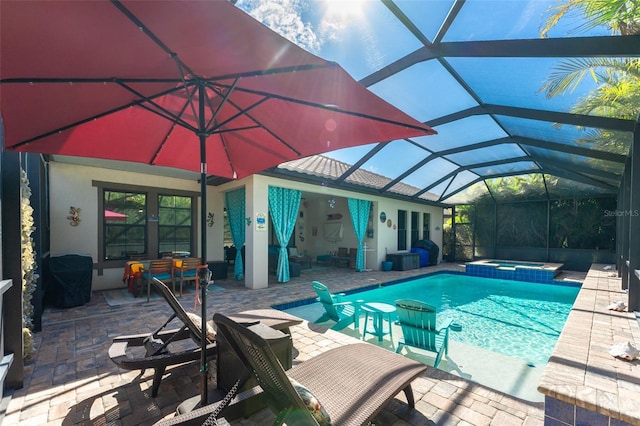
[285,273,580,367]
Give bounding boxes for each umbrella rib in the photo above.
[214,124,263,135]
[110,0,197,77]
[0,77,186,84]
[1,64,333,84]
[108,1,335,97]
[201,63,337,81]
[212,82,432,134]
[172,62,201,130]
[218,133,238,179]
[206,97,267,134]
[149,87,201,166]
[10,82,198,149]
[205,92,302,157]
[204,79,240,131]
[115,80,198,132]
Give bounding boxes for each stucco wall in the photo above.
[217,175,444,274]
[49,162,201,291]
[48,162,444,291]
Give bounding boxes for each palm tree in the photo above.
[539,0,639,158]
[540,0,640,38]
[540,0,639,101]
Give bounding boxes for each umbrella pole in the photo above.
[198,84,209,406]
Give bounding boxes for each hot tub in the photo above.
[465,259,563,284]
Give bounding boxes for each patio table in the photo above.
[361,302,396,346]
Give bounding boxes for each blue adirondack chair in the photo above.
[394,299,452,368]
[312,281,361,330]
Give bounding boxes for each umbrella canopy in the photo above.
[1,0,434,407]
[104,210,127,222]
[1,1,434,178]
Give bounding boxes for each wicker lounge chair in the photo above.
[394,299,452,368]
[154,314,428,425]
[312,281,361,330]
[109,278,302,397]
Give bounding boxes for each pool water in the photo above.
[299,274,580,366]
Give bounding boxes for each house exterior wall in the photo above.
[375,197,443,266]
[48,162,444,291]
[49,162,201,291]
[218,175,444,286]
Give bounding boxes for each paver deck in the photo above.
[3,262,590,425]
[538,265,640,426]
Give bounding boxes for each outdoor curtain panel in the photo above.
[268,186,302,283]
[348,197,371,272]
[225,188,246,280]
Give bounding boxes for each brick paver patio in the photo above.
[4,263,550,425]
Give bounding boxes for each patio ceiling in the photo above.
[217,0,640,206]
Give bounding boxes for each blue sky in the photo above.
[234,0,615,201]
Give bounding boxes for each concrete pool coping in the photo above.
[538,264,640,425]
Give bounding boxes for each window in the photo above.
[397,209,407,251]
[410,211,419,248]
[423,213,431,240]
[104,191,147,260]
[158,195,192,256]
[95,181,198,263]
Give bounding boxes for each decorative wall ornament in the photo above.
[207,212,215,227]
[328,198,336,209]
[246,216,252,226]
[67,206,81,226]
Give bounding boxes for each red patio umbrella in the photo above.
[1,0,434,408]
[104,210,128,222]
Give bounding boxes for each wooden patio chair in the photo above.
[348,247,357,268]
[312,281,361,330]
[141,259,175,302]
[330,247,350,267]
[172,257,202,297]
[394,299,452,368]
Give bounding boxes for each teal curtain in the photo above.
[268,186,301,283]
[348,197,371,272]
[225,188,245,280]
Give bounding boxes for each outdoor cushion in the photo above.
[142,271,172,281]
[288,377,331,425]
[185,312,216,342]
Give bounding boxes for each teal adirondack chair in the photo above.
[312,281,361,330]
[394,299,452,368]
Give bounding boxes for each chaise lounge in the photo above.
[154,314,428,425]
[109,279,302,397]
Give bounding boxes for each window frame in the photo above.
[93,180,199,270]
[158,193,194,257]
[103,189,148,261]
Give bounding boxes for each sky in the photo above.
[233,0,614,201]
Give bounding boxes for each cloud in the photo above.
[237,0,321,53]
